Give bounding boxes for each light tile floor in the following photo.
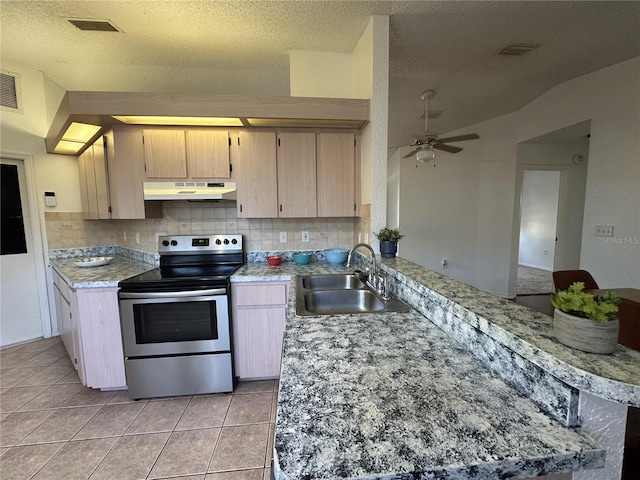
[1,336,276,480]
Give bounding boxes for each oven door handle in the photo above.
[119,288,227,299]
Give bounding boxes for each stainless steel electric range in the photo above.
[118,234,243,400]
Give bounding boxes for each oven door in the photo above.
[119,288,229,358]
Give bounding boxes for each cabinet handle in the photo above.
[240,204,243,213]
[279,204,282,212]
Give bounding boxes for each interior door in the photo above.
[0,158,43,345]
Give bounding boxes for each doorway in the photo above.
[517,170,560,295]
[0,156,50,347]
[512,120,590,300]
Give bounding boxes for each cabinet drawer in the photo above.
[53,270,71,301]
[233,283,288,307]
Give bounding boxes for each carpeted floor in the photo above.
[517,265,554,296]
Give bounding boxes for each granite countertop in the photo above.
[51,255,156,288]
[381,257,640,407]
[274,309,604,479]
[233,261,607,479]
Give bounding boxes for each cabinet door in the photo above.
[92,137,111,219]
[77,138,111,220]
[143,129,188,178]
[234,308,286,379]
[105,127,147,219]
[74,288,126,389]
[317,132,356,217]
[77,148,91,218]
[235,131,278,218]
[277,132,316,218]
[186,130,231,178]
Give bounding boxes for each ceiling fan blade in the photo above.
[433,143,462,154]
[403,148,422,158]
[437,133,480,143]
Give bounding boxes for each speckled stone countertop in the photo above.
[51,255,156,288]
[379,257,640,408]
[232,260,608,479]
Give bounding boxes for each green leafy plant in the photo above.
[551,282,620,322]
[374,227,405,243]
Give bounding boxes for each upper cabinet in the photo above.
[77,136,110,219]
[143,128,230,180]
[317,132,357,217]
[235,130,358,219]
[277,132,317,218]
[186,130,231,178]
[143,129,187,178]
[235,131,278,218]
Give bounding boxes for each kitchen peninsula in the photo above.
[232,256,639,480]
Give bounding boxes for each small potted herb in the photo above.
[551,282,620,354]
[374,227,405,258]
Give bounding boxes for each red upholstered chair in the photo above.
[552,270,599,292]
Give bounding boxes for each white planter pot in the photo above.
[553,308,619,354]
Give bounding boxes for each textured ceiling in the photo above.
[2,1,639,149]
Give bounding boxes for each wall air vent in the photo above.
[495,44,541,55]
[67,19,121,32]
[0,70,22,113]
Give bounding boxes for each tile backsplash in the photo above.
[46,202,363,254]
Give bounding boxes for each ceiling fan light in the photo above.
[416,146,436,162]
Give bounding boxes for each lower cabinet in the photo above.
[52,270,126,389]
[231,281,289,379]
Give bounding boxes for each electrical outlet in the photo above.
[301,231,310,243]
[279,232,288,243]
[595,225,614,237]
[123,231,127,241]
[135,232,140,244]
[442,259,448,269]
[543,249,548,255]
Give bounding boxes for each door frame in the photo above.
[1,151,52,339]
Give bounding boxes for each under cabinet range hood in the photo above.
[143,182,236,201]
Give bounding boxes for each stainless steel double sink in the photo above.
[295,273,410,316]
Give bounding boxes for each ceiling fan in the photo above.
[403,90,479,161]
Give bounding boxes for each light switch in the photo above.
[301,231,310,243]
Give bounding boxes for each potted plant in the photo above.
[551,281,620,354]
[374,227,405,258]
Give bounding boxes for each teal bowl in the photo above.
[293,252,312,265]
[324,248,349,264]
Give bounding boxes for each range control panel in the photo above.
[158,235,243,254]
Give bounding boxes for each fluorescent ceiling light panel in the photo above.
[246,118,362,127]
[53,122,101,154]
[61,122,101,142]
[113,116,244,126]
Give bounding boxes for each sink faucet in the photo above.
[346,243,379,290]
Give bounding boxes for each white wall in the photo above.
[289,51,354,98]
[1,62,81,213]
[515,57,640,288]
[399,114,518,296]
[397,57,639,296]
[518,170,560,270]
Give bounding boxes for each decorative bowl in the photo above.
[324,248,349,264]
[292,252,312,265]
[266,255,281,266]
[73,256,113,268]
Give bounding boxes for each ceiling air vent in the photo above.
[67,19,121,32]
[495,44,541,55]
[1,71,22,113]
[419,110,442,120]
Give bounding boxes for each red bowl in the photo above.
[266,255,281,266]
